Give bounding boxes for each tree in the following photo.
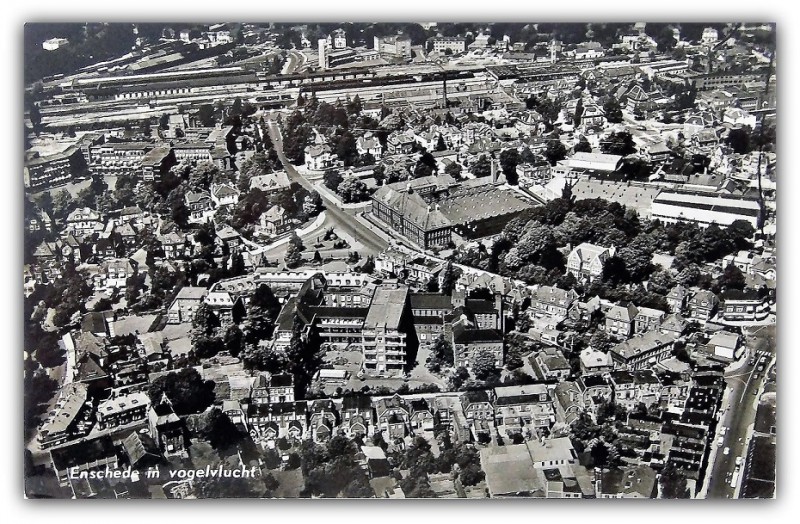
[439,260,460,295]
[337,176,370,203]
[414,151,437,178]
[444,161,463,180]
[147,367,215,415]
[194,408,242,451]
[603,97,624,124]
[472,349,498,381]
[471,154,492,178]
[726,128,751,155]
[717,263,746,292]
[223,324,244,358]
[573,137,593,153]
[573,98,584,127]
[430,335,454,367]
[435,134,447,151]
[323,170,344,192]
[602,131,636,156]
[499,148,520,185]
[659,463,690,499]
[284,241,303,269]
[545,139,568,166]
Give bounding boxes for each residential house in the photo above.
[386,132,415,155]
[576,374,613,417]
[605,303,639,339]
[609,331,677,370]
[356,132,383,158]
[185,190,214,223]
[660,313,688,338]
[249,170,291,194]
[567,243,614,282]
[666,285,689,313]
[162,232,189,259]
[210,183,240,208]
[687,289,719,321]
[374,395,411,439]
[529,286,578,320]
[634,307,665,335]
[553,381,585,425]
[459,389,495,440]
[341,395,373,438]
[215,225,242,253]
[409,398,435,431]
[493,384,555,432]
[167,286,208,324]
[66,207,103,236]
[532,347,571,381]
[309,399,338,443]
[579,347,614,375]
[609,370,662,410]
[304,144,340,171]
[719,288,768,322]
[95,391,150,430]
[204,290,244,325]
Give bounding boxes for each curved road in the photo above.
[265,118,389,254]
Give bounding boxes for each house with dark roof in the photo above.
[342,395,373,438]
[687,289,719,321]
[50,435,119,486]
[374,395,411,439]
[609,331,677,370]
[605,303,639,339]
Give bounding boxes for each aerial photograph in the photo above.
[22,22,776,499]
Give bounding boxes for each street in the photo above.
[265,118,390,254]
[703,325,776,498]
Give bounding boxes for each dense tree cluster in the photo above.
[147,367,216,415]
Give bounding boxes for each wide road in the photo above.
[704,324,776,498]
[265,118,389,254]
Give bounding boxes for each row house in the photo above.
[95,391,150,430]
[609,330,678,370]
[493,384,555,434]
[309,399,339,443]
[341,395,373,438]
[608,370,662,411]
[250,373,295,405]
[374,395,411,440]
[460,389,495,441]
[247,401,308,442]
